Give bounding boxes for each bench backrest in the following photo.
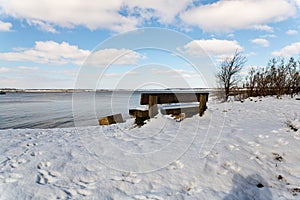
[140,92,209,105]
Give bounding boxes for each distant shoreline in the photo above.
[0,89,117,93]
[0,88,215,93]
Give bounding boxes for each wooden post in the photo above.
[199,94,208,116]
[148,95,158,118]
[98,113,124,125]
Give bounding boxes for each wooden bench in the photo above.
[129,91,209,120]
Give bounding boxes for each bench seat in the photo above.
[129,91,209,120]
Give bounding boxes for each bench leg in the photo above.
[149,95,158,118]
[199,94,208,116]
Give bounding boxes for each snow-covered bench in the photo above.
[129,91,209,120]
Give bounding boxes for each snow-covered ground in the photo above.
[0,96,300,199]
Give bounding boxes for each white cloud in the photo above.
[0,0,138,32]
[180,0,296,33]
[272,42,300,57]
[126,71,139,75]
[245,52,257,57]
[86,48,142,66]
[182,39,243,58]
[0,0,298,33]
[125,0,191,24]
[260,34,277,38]
[28,20,57,33]
[103,73,120,78]
[0,41,142,66]
[0,67,11,73]
[252,25,274,32]
[0,0,192,32]
[251,38,269,47]
[0,20,12,31]
[0,66,38,74]
[0,41,90,65]
[286,29,298,35]
[97,71,139,79]
[152,68,186,74]
[17,66,39,70]
[227,33,235,38]
[151,68,201,79]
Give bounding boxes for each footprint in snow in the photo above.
[222,161,241,173]
[36,161,61,185]
[4,173,23,183]
[9,159,20,169]
[271,130,279,134]
[182,181,202,195]
[167,160,184,170]
[258,134,269,139]
[26,142,38,147]
[227,144,240,151]
[64,189,78,198]
[134,195,148,200]
[134,194,164,200]
[76,176,96,189]
[248,141,260,147]
[77,189,92,196]
[30,151,42,157]
[37,161,51,169]
[277,138,289,145]
[71,175,96,197]
[294,132,300,140]
[36,169,60,185]
[5,157,27,169]
[111,172,141,184]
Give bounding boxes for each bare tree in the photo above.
[274,58,287,97]
[244,56,300,98]
[245,66,257,97]
[286,57,300,98]
[216,50,247,101]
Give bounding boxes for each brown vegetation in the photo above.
[217,53,300,100]
[244,57,300,98]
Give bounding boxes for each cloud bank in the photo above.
[182,39,243,59]
[0,41,143,66]
[272,42,300,57]
[0,0,298,33]
[180,0,296,33]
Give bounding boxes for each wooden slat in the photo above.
[140,92,208,105]
[161,106,199,117]
[129,109,149,118]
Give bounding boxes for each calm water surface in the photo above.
[0,91,141,129]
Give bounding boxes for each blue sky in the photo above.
[0,0,300,89]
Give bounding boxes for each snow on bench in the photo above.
[129,91,209,119]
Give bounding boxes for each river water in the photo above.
[0,91,141,129]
